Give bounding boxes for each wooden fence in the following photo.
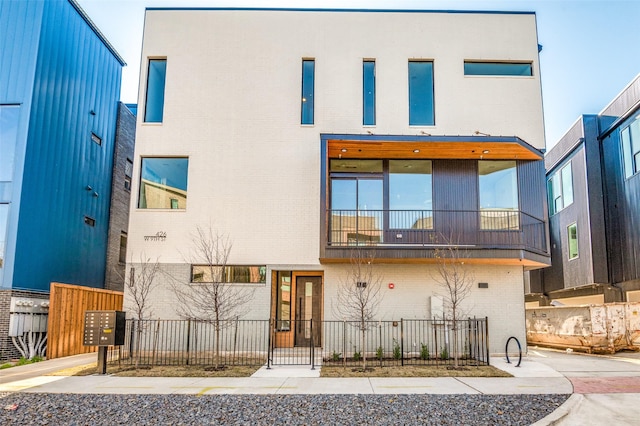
[47,282,123,359]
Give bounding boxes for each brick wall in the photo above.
[0,289,50,361]
[104,103,135,292]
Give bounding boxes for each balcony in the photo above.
[323,209,549,266]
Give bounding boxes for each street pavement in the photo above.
[1,347,640,425]
[527,347,640,425]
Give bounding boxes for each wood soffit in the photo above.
[327,139,542,160]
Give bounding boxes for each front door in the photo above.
[294,276,322,347]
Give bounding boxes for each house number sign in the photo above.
[144,231,167,242]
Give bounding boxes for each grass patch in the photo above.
[48,363,261,377]
[320,364,511,378]
[0,356,45,370]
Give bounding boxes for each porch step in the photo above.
[251,365,321,378]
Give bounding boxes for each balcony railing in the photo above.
[328,209,547,254]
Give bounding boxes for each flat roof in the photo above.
[145,7,535,15]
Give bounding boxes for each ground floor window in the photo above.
[276,271,292,331]
[191,265,266,284]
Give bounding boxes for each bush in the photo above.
[353,351,361,362]
[376,346,384,360]
[393,339,401,360]
[440,347,449,360]
[331,351,342,362]
[420,343,430,360]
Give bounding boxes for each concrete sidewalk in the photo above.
[0,354,571,396]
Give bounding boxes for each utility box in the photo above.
[83,310,126,346]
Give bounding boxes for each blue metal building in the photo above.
[0,0,125,294]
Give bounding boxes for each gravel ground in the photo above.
[0,393,569,425]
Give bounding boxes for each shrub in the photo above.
[420,343,430,360]
[392,339,401,360]
[376,346,384,360]
[353,351,361,361]
[331,351,342,362]
[440,347,449,360]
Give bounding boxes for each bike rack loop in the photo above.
[505,336,522,367]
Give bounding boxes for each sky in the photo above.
[76,0,640,148]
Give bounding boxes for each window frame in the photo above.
[408,60,435,126]
[301,59,315,125]
[463,61,533,77]
[190,265,267,284]
[621,118,640,179]
[547,161,574,216]
[363,60,376,126]
[138,157,189,210]
[143,58,167,124]
[478,160,520,230]
[567,222,579,260]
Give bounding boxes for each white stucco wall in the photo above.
[127,9,542,355]
[129,9,544,264]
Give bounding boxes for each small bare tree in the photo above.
[334,249,383,371]
[432,236,473,368]
[125,254,161,369]
[171,225,254,369]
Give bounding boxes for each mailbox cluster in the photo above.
[83,310,126,346]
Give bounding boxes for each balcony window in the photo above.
[330,160,383,245]
[138,157,188,209]
[479,161,519,230]
[389,160,433,229]
[144,59,167,123]
[408,61,434,126]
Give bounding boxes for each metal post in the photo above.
[266,319,272,369]
[185,319,191,365]
[378,322,383,367]
[400,318,404,366]
[97,346,107,374]
[310,319,315,370]
[485,316,490,366]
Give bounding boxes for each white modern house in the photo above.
[127,8,549,356]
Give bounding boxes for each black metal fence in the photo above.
[109,317,489,368]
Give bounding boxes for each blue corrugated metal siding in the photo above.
[11,0,122,291]
[0,0,45,289]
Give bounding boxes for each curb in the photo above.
[531,394,583,426]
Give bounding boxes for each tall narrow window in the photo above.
[567,223,578,260]
[124,158,133,191]
[479,161,519,230]
[144,59,167,123]
[363,60,376,125]
[119,232,127,263]
[408,61,434,126]
[276,271,292,331]
[301,59,315,125]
